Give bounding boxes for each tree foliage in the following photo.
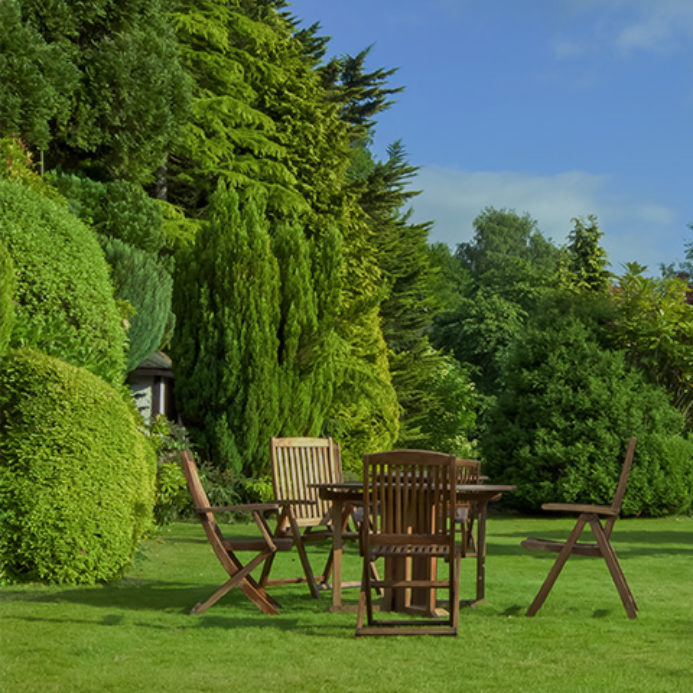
[101,238,174,372]
[17,0,190,182]
[482,304,693,516]
[169,3,401,471]
[612,263,693,422]
[172,184,279,475]
[433,208,560,397]
[559,215,612,293]
[0,0,78,150]
[0,239,15,356]
[358,142,477,453]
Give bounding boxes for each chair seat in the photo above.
[521,537,602,557]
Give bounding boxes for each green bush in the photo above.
[0,349,157,584]
[47,173,166,254]
[0,180,127,384]
[482,310,693,516]
[147,415,192,526]
[0,239,15,355]
[101,237,174,372]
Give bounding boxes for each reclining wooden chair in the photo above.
[181,450,294,615]
[356,449,461,636]
[522,437,638,619]
[259,437,354,599]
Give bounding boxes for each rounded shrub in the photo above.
[0,180,126,384]
[482,311,693,516]
[0,349,157,584]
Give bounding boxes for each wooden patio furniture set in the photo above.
[181,436,639,635]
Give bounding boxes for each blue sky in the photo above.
[289,0,692,274]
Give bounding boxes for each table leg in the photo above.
[330,498,344,610]
[475,500,488,602]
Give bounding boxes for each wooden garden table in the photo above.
[311,481,514,612]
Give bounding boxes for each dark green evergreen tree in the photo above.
[357,141,477,453]
[100,238,174,372]
[18,0,190,182]
[0,0,78,152]
[172,183,280,475]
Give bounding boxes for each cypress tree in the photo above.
[170,3,401,472]
[172,183,280,476]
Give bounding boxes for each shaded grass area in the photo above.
[2,515,693,692]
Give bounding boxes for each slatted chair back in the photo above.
[605,436,637,536]
[271,436,342,527]
[455,458,481,483]
[363,449,457,559]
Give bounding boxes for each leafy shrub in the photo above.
[0,180,127,384]
[482,309,693,516]
[101,237,174,372]
[0,239,15,355]
[147,415,193,526]
[47,173,166,254]
[0,349,157,584]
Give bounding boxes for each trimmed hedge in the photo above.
[0,239,14,355]
[0,180,126,384]
[0,349,156,584]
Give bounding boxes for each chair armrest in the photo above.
[541,502,617,516]
[277,499,317,506]
[195,503,280,514]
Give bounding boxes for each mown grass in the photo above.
[2,514,692,692]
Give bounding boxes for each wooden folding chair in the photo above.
[522,437,638,619]
[260,437,355,599]
[181,450,293,615]
[356,449,461,636]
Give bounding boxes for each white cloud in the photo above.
[555,0,693,57]
[408,165,682,272]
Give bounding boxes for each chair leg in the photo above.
[286,511,321,599]
[355,560,369,635]
[526,515,587,617]
[258,551,276,588]
[321,549,334,586]
[451,553,461,631]
[192,550,279,615]
[589,518,637,619]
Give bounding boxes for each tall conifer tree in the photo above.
[170,3,400,471]
[172,183,280,475]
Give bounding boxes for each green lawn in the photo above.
[2,514,692,692]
